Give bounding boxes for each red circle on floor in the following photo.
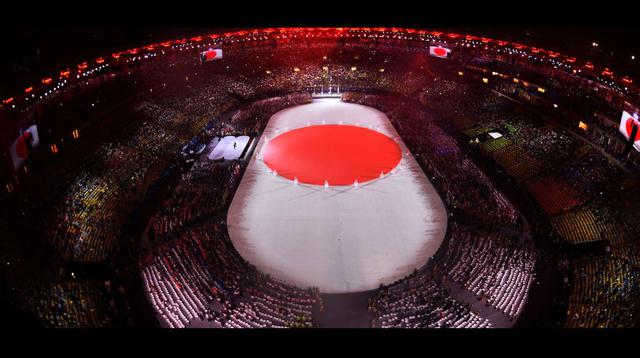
[263,125,402,186]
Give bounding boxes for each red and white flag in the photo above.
[429,46,451,59]
[619,111,640,151]
[200,49,223,62]
[9,125,39,171]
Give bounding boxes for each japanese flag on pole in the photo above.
[429,46,451,59]
[619,111,640,151]
[200,49,223,62]
[9,125,40,171]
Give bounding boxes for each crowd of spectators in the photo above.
[414,77,640,327]
[442,225,538,318]
[565,256,639,328]
[3,38,639,328]
[140,92,320,328]
[370,270,492,328]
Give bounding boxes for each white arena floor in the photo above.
[227,98,448,293]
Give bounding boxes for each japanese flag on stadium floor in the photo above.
[429,46,451,59]
[619,111,640,151]
[200,49,223,62]
[9,125,39,171]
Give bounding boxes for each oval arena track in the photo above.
[227,99,447,293]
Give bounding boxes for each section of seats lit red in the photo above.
[263,125,402,185]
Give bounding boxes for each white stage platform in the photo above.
[208,135,250,161]
[227,99,448,293]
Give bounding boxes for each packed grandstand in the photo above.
[1,27,639,328]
